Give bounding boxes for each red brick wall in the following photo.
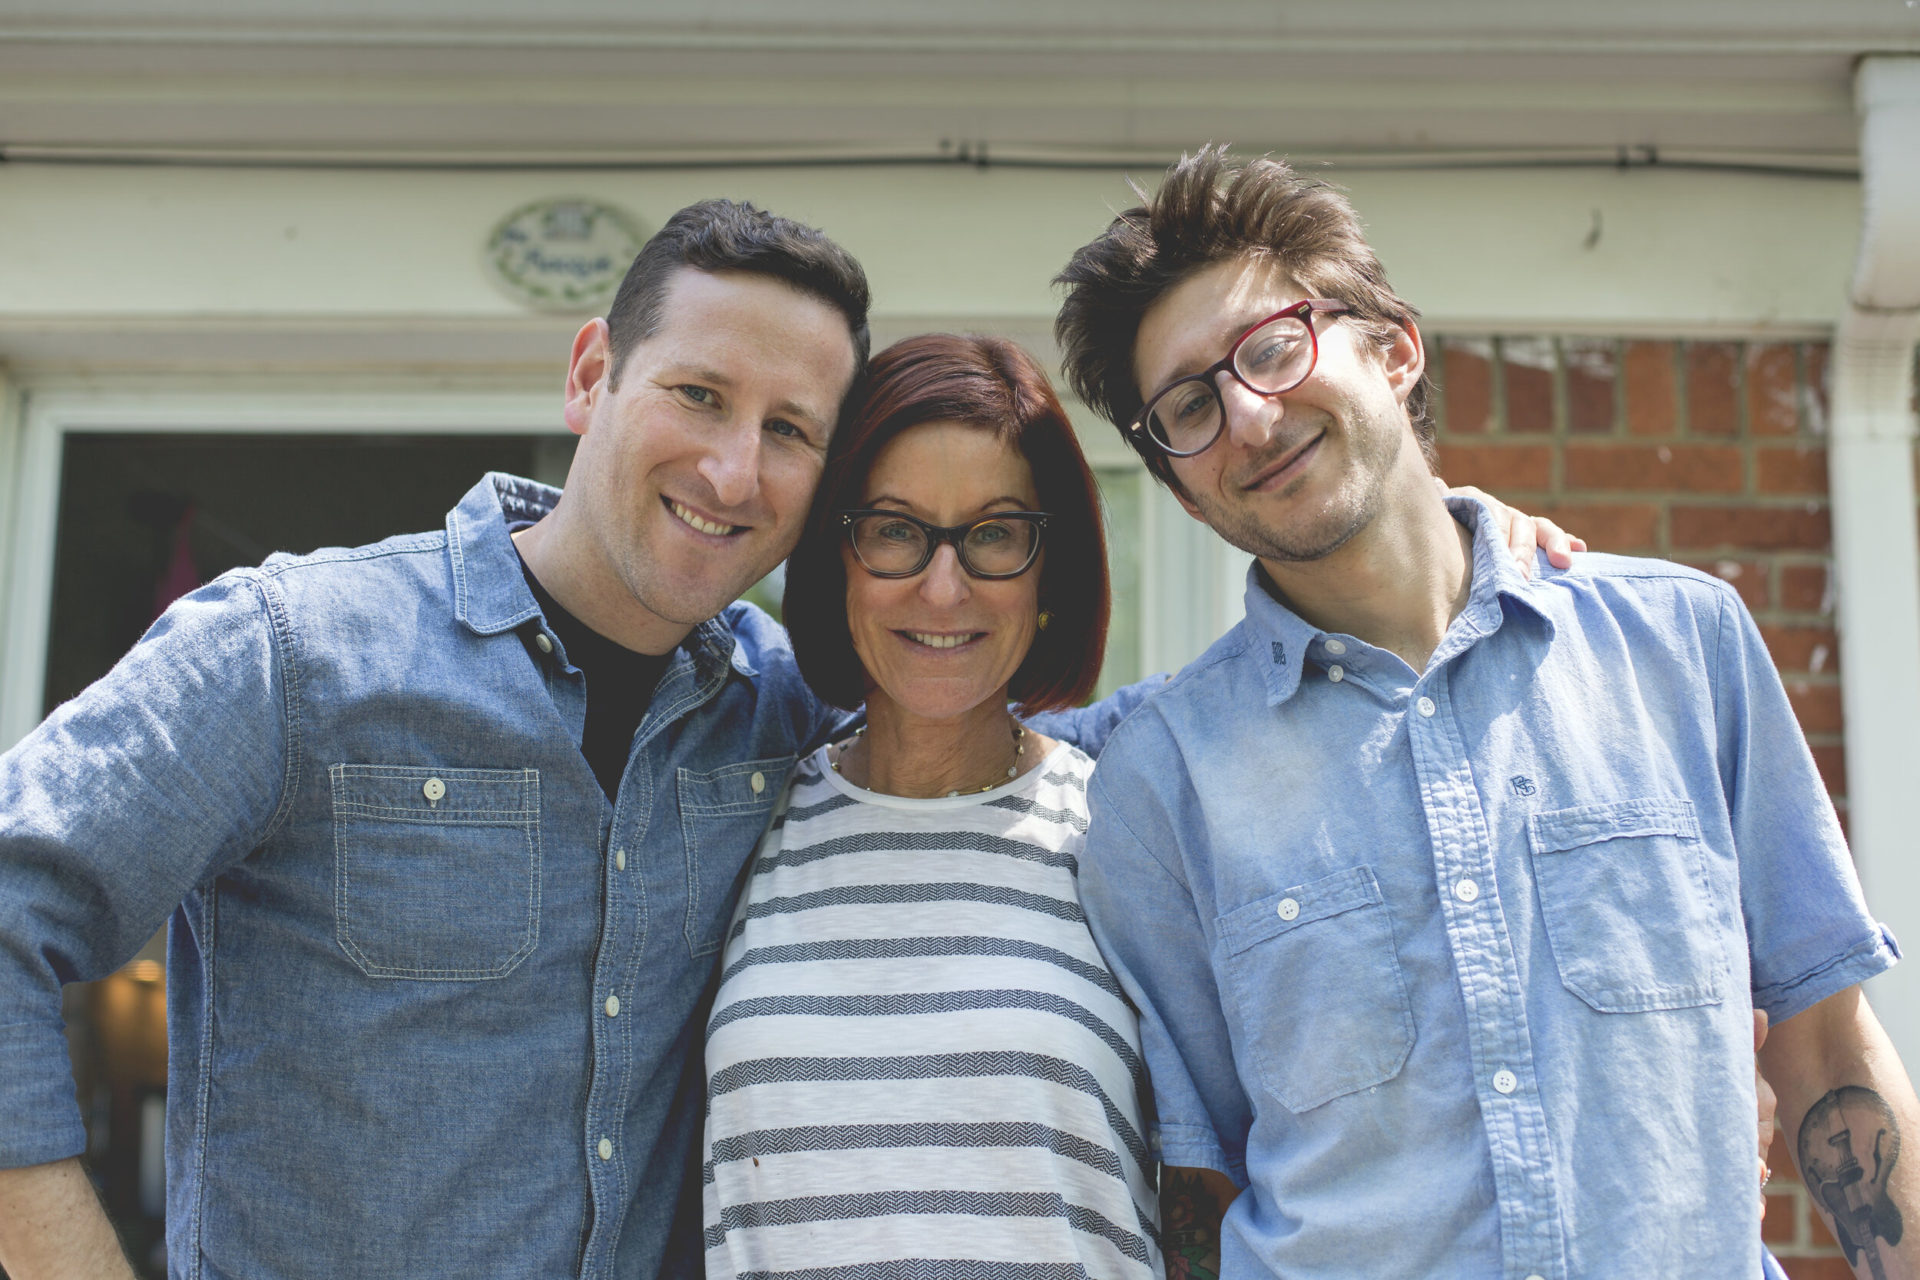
[1432,335,1847,1276]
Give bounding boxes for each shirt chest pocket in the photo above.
[1527,797,1728,1013]
[331,765,541,981]
[679,755,793,959]
[1216,865,1415,1113]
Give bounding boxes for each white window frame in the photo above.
[0,386,561,750]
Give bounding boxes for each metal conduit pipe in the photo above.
[1832,56,1920,1063]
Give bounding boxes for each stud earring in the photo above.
[1036,610,1053,631]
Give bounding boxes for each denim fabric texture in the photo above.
[0,474,840,1277]
[0,471,1149,1280]
[1079,498,1898,1280]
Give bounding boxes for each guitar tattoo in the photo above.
[1798,1085,1904,1280]
[1162,1168,1228,1280]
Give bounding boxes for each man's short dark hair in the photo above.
[783,333,1110,715]
[1054,145,1434,487]
[605,199,872,386]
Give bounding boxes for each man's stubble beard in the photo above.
[1190,406,1405,565]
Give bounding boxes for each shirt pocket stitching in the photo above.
[678,755,792,959]
[331,764,541,981]
[1527,796,1727,1013]
[1216,866,1416,1113]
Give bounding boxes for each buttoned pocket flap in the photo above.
[332,764,541,981]
[1215,866,1414,1113]
[1528,797,1700,853]
[1527,797,1727,1013]
[1218,865,1386,954]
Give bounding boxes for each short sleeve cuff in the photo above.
[1155,1121,1246,1188]
[1756,924,1901,1026]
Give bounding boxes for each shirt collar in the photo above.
[444,472,750,678]
[1447,494,1556,643]
[1239,495,1554,707]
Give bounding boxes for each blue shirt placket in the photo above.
[581,632,731,1275]
[1407,628,1569,1280]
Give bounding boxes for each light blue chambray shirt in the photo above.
[1080,498,1897,1280]
[0,473,1146,1280]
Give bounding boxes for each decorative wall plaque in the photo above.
[484,198,648,312]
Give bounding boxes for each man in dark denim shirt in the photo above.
[0,201,1157,1280]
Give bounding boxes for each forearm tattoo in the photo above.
[1162,1169,1226,1280]
[1798,1086,1904,1280]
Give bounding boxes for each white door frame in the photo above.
[0,387,562,751]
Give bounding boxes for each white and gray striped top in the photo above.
[702,742,1161,1280]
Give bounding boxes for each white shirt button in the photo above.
[1493,1069,1518,1095]
[1417,696,1437,717]
[605,995,620,1018]
[1454,878,1480,903]
[750,770,766,794]
[1327,665,1345,683]
[1324,639,1347,655]
[422,777,445,803]
[1526,1275,1547,1280]
[614,848,626,872]
[535,633,554,654]
[1276,897,1300,921]
[597,1138,613,1161]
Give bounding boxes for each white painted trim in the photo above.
[0,387,560,751]
[1,403,65,752]
[0,165,1866,342]
[0,370,23,736]
[1134,480,1233,678]
[1832,57,1920,1062]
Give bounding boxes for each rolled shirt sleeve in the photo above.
[0,572,291,1168]
[1709,586,1899,1024]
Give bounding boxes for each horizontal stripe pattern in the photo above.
[983,794,1090,835]
[708,990,1146,1086]
[704,745,1158,1280]
[735,1262,1096,1280]
[706,1052,1149,1177]
[754,829,1081,877]
[726,882,1085,947]
[711,1191,1150,1265]
[718,938,1126,1005]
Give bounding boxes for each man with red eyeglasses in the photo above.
[1057,146,1913,1279]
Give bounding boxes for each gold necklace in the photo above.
[830,719,1027,798]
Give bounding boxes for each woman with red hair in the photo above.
[699,333,1159,1279]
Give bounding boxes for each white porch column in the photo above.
[1831,56,1920,1060]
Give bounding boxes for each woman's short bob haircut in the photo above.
[784,333,1110,716]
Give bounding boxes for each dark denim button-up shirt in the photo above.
[0,473,1146,1279]
[1081,499,1897,1279]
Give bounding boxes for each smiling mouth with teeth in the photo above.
[666,498,743,537]
[903,631,984,649]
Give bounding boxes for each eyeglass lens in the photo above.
[1142,313,1317,454]
[848,513,1041,577]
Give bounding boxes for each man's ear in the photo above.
[563,317,614,437]
[1383,320,1426,407]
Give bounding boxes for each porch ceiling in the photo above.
[0,0,1914,167]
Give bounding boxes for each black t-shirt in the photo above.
[518,561,671,802]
